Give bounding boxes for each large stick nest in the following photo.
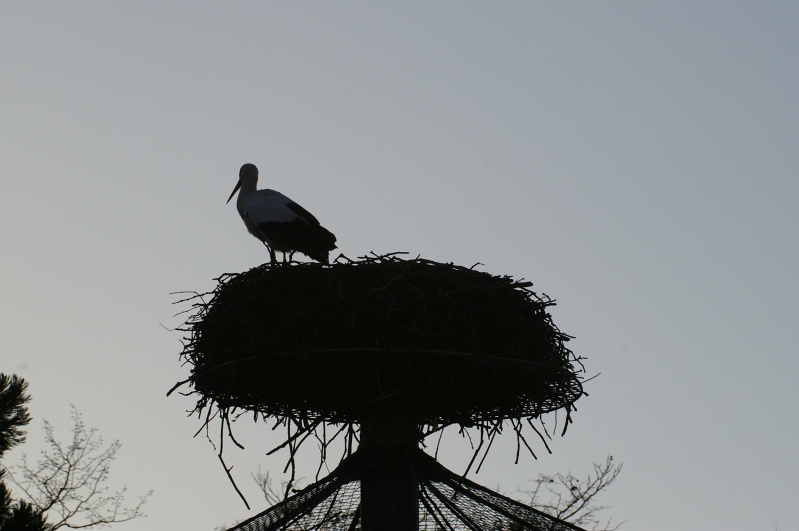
[177,254,584,427]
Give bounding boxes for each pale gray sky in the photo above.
[2,2,798,530]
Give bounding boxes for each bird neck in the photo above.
[238,178,258,197]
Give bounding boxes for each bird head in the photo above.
[227,163,259,203]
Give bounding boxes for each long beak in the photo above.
[226,180,242,204]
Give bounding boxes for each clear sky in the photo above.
[2,2,798,530]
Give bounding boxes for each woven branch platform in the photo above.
[177,254,584,427]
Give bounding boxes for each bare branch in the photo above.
[518,455,625,531]
[5,406,151,530]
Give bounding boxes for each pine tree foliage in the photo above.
[0,373,49,530]
[0,374,32,459]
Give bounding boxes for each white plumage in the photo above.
[227,163,337,264]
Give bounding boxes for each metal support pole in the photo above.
[359,416,420,531]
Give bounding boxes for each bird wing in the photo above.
[285,202,321,226]
[243,190,301,224]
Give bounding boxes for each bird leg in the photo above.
[262,242,278,264]
[276,251,295,264]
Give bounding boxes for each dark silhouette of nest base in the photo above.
[182,254,583,425]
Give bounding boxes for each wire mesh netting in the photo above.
[228,449,584,531]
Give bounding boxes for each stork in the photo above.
[227,163,337,264]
